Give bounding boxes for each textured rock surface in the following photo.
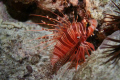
[86,0,120,20]
[0,17,53,80]
[0,0,120,80]
[0,2,53,80]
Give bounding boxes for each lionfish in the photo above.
[29,8,98,73]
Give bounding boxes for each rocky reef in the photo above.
[0,0,120,80]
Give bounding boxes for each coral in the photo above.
[85,0,120,20]
[38,0,78,11]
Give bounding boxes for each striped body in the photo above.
[28,15,97,72]
[51,19,97,68]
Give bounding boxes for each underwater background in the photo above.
[0,0,120,80]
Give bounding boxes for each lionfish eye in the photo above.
[86,22,91,28]
[77,36,80,39]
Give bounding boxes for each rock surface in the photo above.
[0,0,120,80]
